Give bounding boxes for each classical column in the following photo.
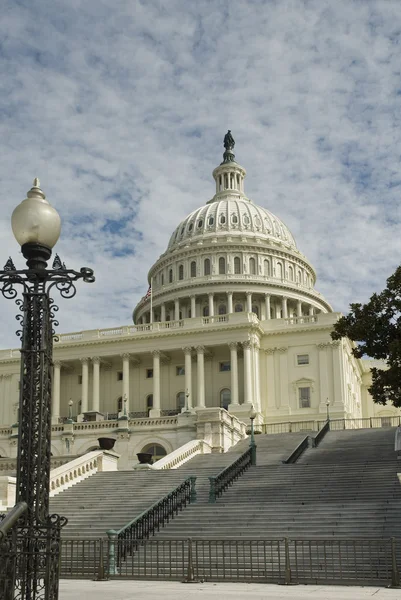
[80,357,89,414]
[277,347,289,410]
[196,346,205,408]
[151,350,161,416]
[227,291,233,314]
[174,299,180,321]
[208,292,214,317]
[246,291,252,313]
[253,342,261,412]
[264,294,271,320]
[121,353,130,414]
[229,342,239,405]
[265,349,276,409]
[317,343,330,412]
[52,360,61,422]
[242,340,253,405]
[309,305,314,316]
[297,300,302,318]
[160,303,166,322]
[183,347,193,410]
[282,296,288,319]
[331,340,345,408]
[190,295,196,318]
[92,357,100,413]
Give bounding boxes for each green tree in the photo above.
[331,266,401,407]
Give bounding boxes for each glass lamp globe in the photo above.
[11,179,61,250]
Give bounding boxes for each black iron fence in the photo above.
[59,537,401,587]
[111,476,197,569]
[209,447,252,503]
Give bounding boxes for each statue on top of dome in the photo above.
[221,130,236,164]
[224,130,235,151]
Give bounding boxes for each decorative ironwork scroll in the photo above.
[0,257,94,600]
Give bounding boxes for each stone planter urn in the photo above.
[98,437,116,451]
[136,452,153,465]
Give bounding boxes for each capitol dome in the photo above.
[133,132,332,325]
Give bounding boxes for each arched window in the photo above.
[219,257,226,274]
[264,260,270,276]
[178,265,184,280]
[161,273,164,285]
[146,394,153,416]
[276,262,283,279]
[176,392,185,411]
[297,270,301,283]
[218,304,226,315]
[288,266,294,281]
[208,216,214,226]
[204,258,211,276]
[235,303,243,313]
[231,214,238,224]
[220,388,231,410]
[141,443,167,463]
[190,261,196,277]
[117,396,123,412]
[249,257,256,275]
[169,269,173,283]
[234,257,241,274]
[219,214,226,225]
[203,306,210,317]
[252,305,259,318]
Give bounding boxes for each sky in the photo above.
[0,0,401,348]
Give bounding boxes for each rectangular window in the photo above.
[297,354,309,365]
[78,375,82,385]
[146,368,154,379]
[176,366,185,376]
[117,371,123,381]
[219,361,231,372]
[299,387,311,408]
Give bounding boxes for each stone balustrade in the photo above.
[152,439,212,470]
[0,450,119,508]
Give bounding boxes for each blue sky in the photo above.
[0,0,401,347]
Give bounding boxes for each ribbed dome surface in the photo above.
[167,198,297,252]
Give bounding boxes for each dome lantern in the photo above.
[211,131,247,201]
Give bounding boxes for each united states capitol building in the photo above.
[0,132,399,470]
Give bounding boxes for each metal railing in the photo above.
[282,436,310,464]
[109,476,197,570]
[58,537,401,587]
[209,447,252,503]
[263,416,401,435]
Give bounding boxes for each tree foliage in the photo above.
[331,266,401,407]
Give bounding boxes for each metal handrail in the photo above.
[312,419,330,447]
[108,476,196,568]
[209,447,252,503]
[0,501,28,540]
[282,436,310,464]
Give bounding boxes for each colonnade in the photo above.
[137,291,317,324]
[52,341,261,420]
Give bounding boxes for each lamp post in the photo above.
[326,399,330,422]
[0,179,94,600]
[249,406,257,466]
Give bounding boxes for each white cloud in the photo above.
[0,0,401,347]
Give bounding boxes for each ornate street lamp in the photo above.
[249,406,257,466]
[326,399,331,422]
[0,179,94,599]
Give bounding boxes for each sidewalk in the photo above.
[59,580,400,599]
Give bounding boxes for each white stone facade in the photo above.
[0,141,399,468]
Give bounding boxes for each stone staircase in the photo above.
[51,432,307,538]
[148,427,401,540]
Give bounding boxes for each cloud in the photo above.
[0,0,401,346]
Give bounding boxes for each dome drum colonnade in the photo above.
[133,132,331,326]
